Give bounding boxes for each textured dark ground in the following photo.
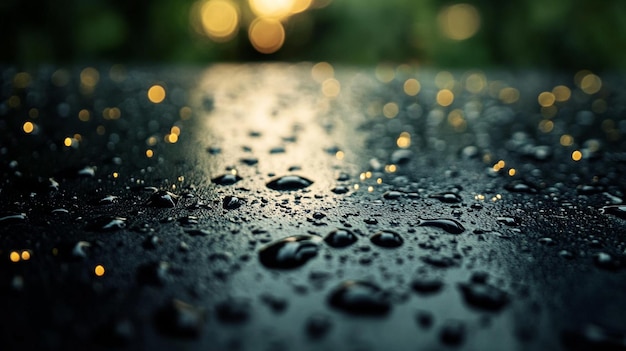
[1,64,626,351]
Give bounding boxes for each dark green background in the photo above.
[2,0,625,69]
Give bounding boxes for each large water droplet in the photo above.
[0,213,27,224]
[86,216,127,232]
[411,275,444,295]
[212,174,242,185]
[418,218,465,234]
[331,186,349,194]
[504,181,537,194]
[305,313,332,339]
[324,228,358,248]
[266,175,313,191]
[439,320,466,346]
[599,205,626,220]
[458,275,509,311]
[370,230,403,248]
[258,235,322,269]
[223,196,244,210]
[146,190,179,208]
[428,192,462,203]
[327,280,391,316]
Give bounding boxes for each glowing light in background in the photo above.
[95,265,105,276]
[572,150,582,161]
[375,64,395,83]
[291,0,312,14]
[538,120,554,133]
[383,102,399,118]
[146,149,154,158]
[22,122,34,134]
[249,0,293,18]
[580,73,602,94]
[436,89,454,106]
[20,251,31,260]
[311,62,334,83]
[464,72,486,94]
[552,85,571,102]
[148,85,166,103]
[396,132,411,148]
[560,134,574,146]
[403,78,421,96]
[78,109,90,122]
[249,18,285,54]
[508,169,516,176]
[499,87,519,104]
[201,0,239,42]
[10,251,20,262]
[13,72,31,89]
[538,92,556,107]
[321,78,340,97]
[438,3,481,40]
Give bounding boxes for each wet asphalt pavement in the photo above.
[1,64,626,350]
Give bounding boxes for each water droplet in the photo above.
[72,241,91,259]
[594,252,621,270]
[0,213,27,224]
[155,299,204,338]
[418,218,465,234]
[77,166,96,177]
[266,175,313,191]
[331,186,349,194]
[370,230,403,248]
[428,192,462,203]
[146,190,179,208]
[207,146,221,154]
[497,216,520,226]
[223,196,244,210]
[390,149,413,164]
[215,297,251,324]
[458,276,509,311]
[577,184,604,195]
[561,323,626,351]
[538,237,556,246]
[421,254,460,268]
[258,235,322,269]
[383,191,404,200]
[259,293,288,314]
[136,261,171,286]
[305,313,332,339]
[364,217,378,225]
[324,228,358,248]
[312,212,326,220]
[212,174,242,185]
[86,216,127,231]
[327,280,391,316]
[96,195,119,205]
[504,181,537,194]
[439,320,466,346]
[240,157,258,166]
[411,275,444,294]
[415,311,434,329]
[599,205,626,220]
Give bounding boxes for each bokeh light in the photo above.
[383,102,399,118]
[403,78,421,96]
[200,0,239,42]
[321,78,341,97]
[311,62,334,83]
[148,85,166,103]
[438,4,481,40]
[397,132,411,148]
[95,265,105,276]
[572,150,582,161]
[538,92,556,107]
[249,18,285,54]
[436,89,454,106]
[22,122,34,134]
[249,0,293,18]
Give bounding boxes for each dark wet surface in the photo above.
[1,64,626,350]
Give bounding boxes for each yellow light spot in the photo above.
[321,78,340,97]
[8,96,20,108]
[103,107,121,120]
[508,168,516,176]
[359,173,366,181]
[113,172,119,178]
[580,73,602,94]
[403,78,421,96]
[200,0,239,41]
[376,178,382,184]
[312,62,334,83]
[560,134,574,146]
[147,136,158,146]
[385,164,397,173]
[249,0,293,18]
[499,87,519,104]
[10,251,20,262]
[80,67,100,88]
[367,186,374,193]
[572,150,582,161]
[447,109,465,128]
[20,251,30,260]
[436,89,454,107]
[171,126,181,136]
[354,184,360,190]
[438,3,481,40]
[291,0,312,14]
[146,149,154,158]
[64,137,73,147]
[178,176,185,182]
[383,102,399,118]
[23,122,34,134]
[28,108,39,119]
[538,92,556,107]
[13,72,32,89]
[365,171,372,179]
[73,134,82,142]
[230,169,238,175]
[397,132,411,148]
[96,125,106,135]
[249,18,285,54]
[474,194,485,201]
[95,265,105,276]
[375,64,395,83]
[552,85,571,102]
[465,72,486,94]
[148,85,166,104]
[180,106,192,120]
[538,120,554,133]
[166,133,179,143]
[335,151,344,160]
[78,109,90,122]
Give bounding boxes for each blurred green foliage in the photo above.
[1,0,625,69]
